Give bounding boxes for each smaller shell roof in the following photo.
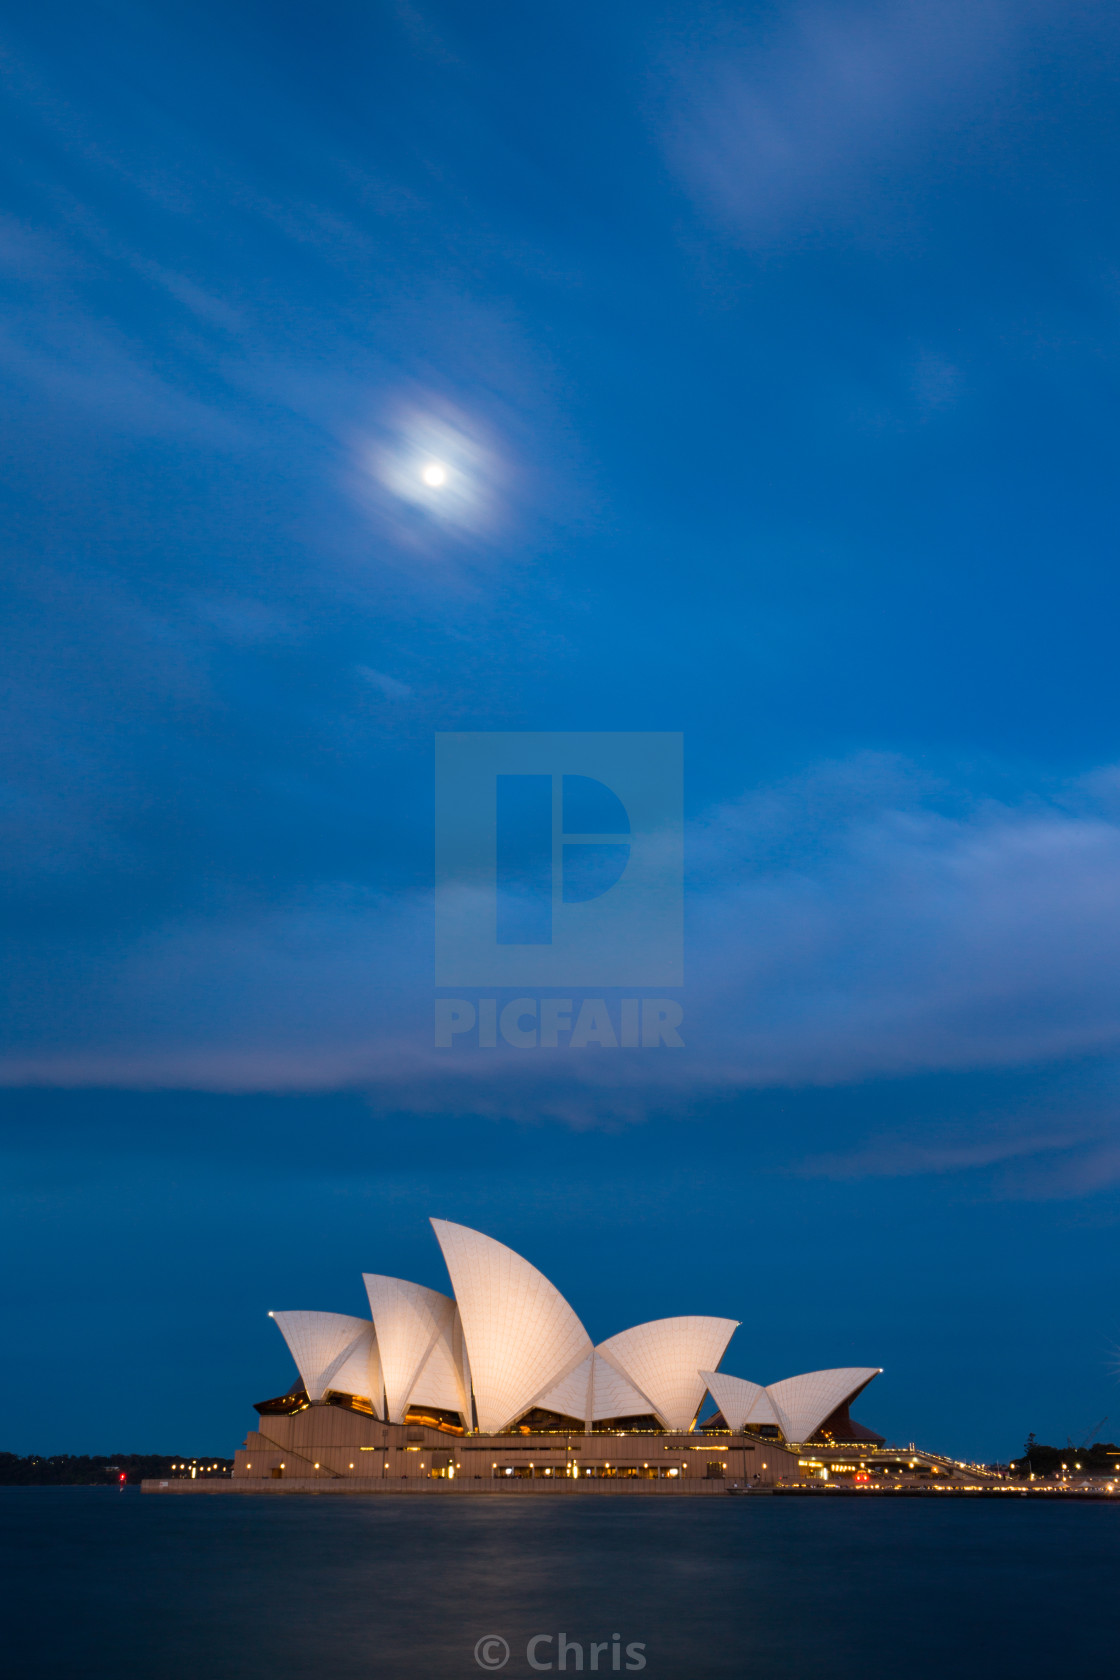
[598,1316,739,1432]
[704,1366,882,1442]
[269,1310,379,1405]
[329,1329,384,1412]
[700,1370,772,1432]
[408,1322,471,1417]
[363,1274,461,1423]
[765,1367,881,1443]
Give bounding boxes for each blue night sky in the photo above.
[3,1,1120,1461]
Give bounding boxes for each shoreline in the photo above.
[139,1476,1120,1501]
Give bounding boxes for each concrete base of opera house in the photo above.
[143,1476,745,1495]
[142,1409,979,1495]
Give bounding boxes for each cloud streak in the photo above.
[6,754,1120,1156]
[689,754,1120,1083]
[658,0,1019,240]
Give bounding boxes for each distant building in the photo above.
[225,1219,900,1489]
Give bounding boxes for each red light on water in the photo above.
[118,1473,127,1484]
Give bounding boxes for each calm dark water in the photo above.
[3,1488,1116,1679]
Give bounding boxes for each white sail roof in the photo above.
[597,1316,739,1432]
[327,1327,382,1411]
[531,1353,593,1422]
[743,1388,780,1427]
[269,1310,379,1406]
[700,1370,770,1432]
[408,1320,470,1416]
[589,1351,652,1420]
[535,1350,651,1425]
[764,1368,881,1443]
[362,1274,465,1423]
[431,1218,592,1433]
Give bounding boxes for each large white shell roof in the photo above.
[267,1226,880,1441]
[431,1218,593,1433]
[535,1350,651,1425]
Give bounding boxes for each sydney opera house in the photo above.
[207,1218,951,1493]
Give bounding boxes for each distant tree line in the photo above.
[0,1453,233,1485]
[1009,1436,1120,1478]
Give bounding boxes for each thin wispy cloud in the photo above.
[800,1123,1107,1188]
[658,0,1018,239]
[689,756,1120,1084]
[7,752,1120,1181]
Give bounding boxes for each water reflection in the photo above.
[3,1490,1117,1679]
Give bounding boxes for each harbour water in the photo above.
[4,1487,1116,1679]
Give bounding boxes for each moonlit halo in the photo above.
[369,402,500,540]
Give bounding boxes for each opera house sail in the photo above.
[430,1218,593,1433]
[239,1218,888,1492]
[267,1311,382,1411]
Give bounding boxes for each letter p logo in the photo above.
[436,733,682,987]
[495,773,631,945]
